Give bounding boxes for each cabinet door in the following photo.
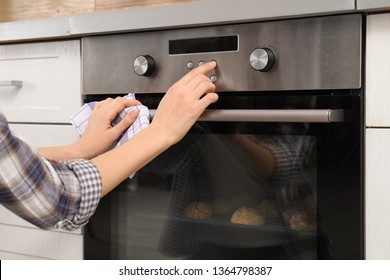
[366,129,390,259]
[366,14,390,127]
[0,40,81,123]
[0,224,83,259]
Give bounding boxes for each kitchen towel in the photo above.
[70,93,150,178]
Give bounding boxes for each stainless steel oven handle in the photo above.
[0,80,23,87]
[149,109,344,123]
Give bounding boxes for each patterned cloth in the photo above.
[70,93,150,145]
[70,93,150,178]
[0,113,102,230]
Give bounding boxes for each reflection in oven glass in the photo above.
[100,132,317,260]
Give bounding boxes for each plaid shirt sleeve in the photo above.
[0,113,102,230]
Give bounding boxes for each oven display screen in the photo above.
[169,35,238,54]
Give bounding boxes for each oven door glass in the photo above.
[84,92,363,260]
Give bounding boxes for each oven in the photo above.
[81,14,363,260]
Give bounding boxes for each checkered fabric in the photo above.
[0,112,102,230]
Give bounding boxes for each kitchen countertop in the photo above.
[0,0,389,43]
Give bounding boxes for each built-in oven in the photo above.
[81,14,363,260]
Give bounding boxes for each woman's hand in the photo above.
[38,97,141,160]
[74,97,141,158]
[151,61,218,146]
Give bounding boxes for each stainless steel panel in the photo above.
[82,14,361,94]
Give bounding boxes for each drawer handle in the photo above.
[0,80,23,87]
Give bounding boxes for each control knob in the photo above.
[249,48,275,72]
[133,55,155,76]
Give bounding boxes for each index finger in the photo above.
[179,61,217,85]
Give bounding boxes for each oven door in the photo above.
[84,91,363,260]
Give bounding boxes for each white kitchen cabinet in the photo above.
[0,40,84,260]
[0,250,45,260]
[365,129,390,259]
[0,40,81,123]
[365,13,390,259]
[366,13,390,127]
[0,224,83,259]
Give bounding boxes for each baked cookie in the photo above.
[184,201,213,220]
[230,207,265,226]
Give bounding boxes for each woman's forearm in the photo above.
[38,144,86,161]
[91,124,171,197]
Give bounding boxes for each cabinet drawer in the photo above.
[9,123,79,148]
[0,250,47,260]
[366,129,390,259]
[366,14,390,127]
[0,40,81,123]
[0,224,83,259]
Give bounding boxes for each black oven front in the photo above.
[81,14,363,260]
[84,91,363,260]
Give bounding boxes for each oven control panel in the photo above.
[82,14,361,94]
[134,47,276,79]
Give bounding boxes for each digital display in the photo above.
[169,35,238,55]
